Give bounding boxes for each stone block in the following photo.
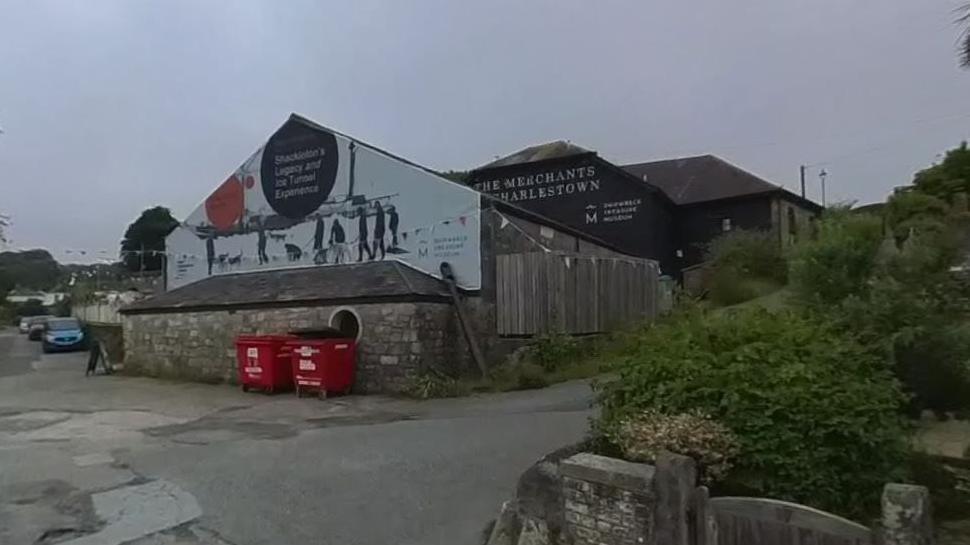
[561,454,656,494]
[379,355,398,366]
[881,484,934,545]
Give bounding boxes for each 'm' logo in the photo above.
[585,206,598,224]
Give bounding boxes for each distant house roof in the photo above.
[621,155,821,210]
[479,141,592,169]
[122,261,452,314]
[621,155,776,205]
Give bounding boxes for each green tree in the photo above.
[120,206,179,272]
[959,3,970,68]
[885,190,949,242]
[912,142,970,201]
[0,249,61,290]
[788,208,883,306]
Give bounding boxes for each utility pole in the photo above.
[819,169,828,207]
[800,165,806,198]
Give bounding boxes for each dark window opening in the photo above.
[331,309,361,340]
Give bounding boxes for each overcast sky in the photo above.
[1,0,968,263]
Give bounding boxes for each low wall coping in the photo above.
[560,452,656,493]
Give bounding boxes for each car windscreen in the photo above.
[47,319,80,331]
[28,316,49,326]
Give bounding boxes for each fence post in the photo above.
[880,484,934,545]
[654,451,697,545]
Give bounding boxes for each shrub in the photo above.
[894,325,970,415]
[706,229,788,284]
[788,209,883,305]
[405,372,470,399]
[707,270,782,307]
[704,230,787,306]
[886,191,948,239]
[607,409,739,484]
[512,362,549,390]
[596,307,907,517]
[528,332,579,372]
[831,232,970,415]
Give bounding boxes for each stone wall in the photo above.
[485,449,935,545]
[561,454,656,545]
[123,301,465,393]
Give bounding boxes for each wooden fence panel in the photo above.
[700,495,873,545]
[496,252,659,336]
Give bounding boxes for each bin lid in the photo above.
[236,334,298,344]
[288,327,348,340]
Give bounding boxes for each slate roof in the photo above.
[479,141,592,169]
[122,261,452,313]
[620,155,795,206]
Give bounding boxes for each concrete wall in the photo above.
[123,301,464,393]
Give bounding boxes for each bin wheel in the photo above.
[342,386,352,396]
[241,384,249,393]
[266,387,274,395]
[295,385,302,398]
[318,389,329,400]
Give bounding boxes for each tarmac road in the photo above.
[0,329,592,545]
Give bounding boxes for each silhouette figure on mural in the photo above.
[388,205,399,248]
[313,216,326,263]
[329,218,347,264]
[256,219,269,264]
[206,236,216,275]
[356,206,372,262]
[373,201,386,260]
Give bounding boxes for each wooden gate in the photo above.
[692,487,874,545]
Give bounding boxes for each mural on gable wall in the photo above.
[166,116,482,290]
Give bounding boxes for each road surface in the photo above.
[0,329,592,545]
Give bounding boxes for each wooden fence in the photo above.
[693,486,878,545]
[495,252,659,336]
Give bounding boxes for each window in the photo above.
[721,218,732,232]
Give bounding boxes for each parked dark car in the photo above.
[26,316,50,341]
[41,317,87,353]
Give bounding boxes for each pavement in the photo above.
[0,329,593,545]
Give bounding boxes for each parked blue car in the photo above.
[42,318,87,353]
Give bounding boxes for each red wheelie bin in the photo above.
[235,335,297,394]
[288,337,356,399]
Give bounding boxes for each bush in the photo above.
[596,307,907,517]
[707,269,783,307]
[894,325,970,415]
[831,232,970,415]
[706,229,788,284]
[528,332,580,372]
[512,362,550,390]
[607,409,739,484]
[788,209,883,305]
[704,230,786,306]
[405,372,470,399]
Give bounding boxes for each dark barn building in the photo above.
[622,155,823,267]
[469,144,822,277]
[468,142,680,274]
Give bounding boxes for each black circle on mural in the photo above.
[260,120,339,219]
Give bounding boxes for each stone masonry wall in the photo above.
[560,454,655,545]
[123,301,463,393]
